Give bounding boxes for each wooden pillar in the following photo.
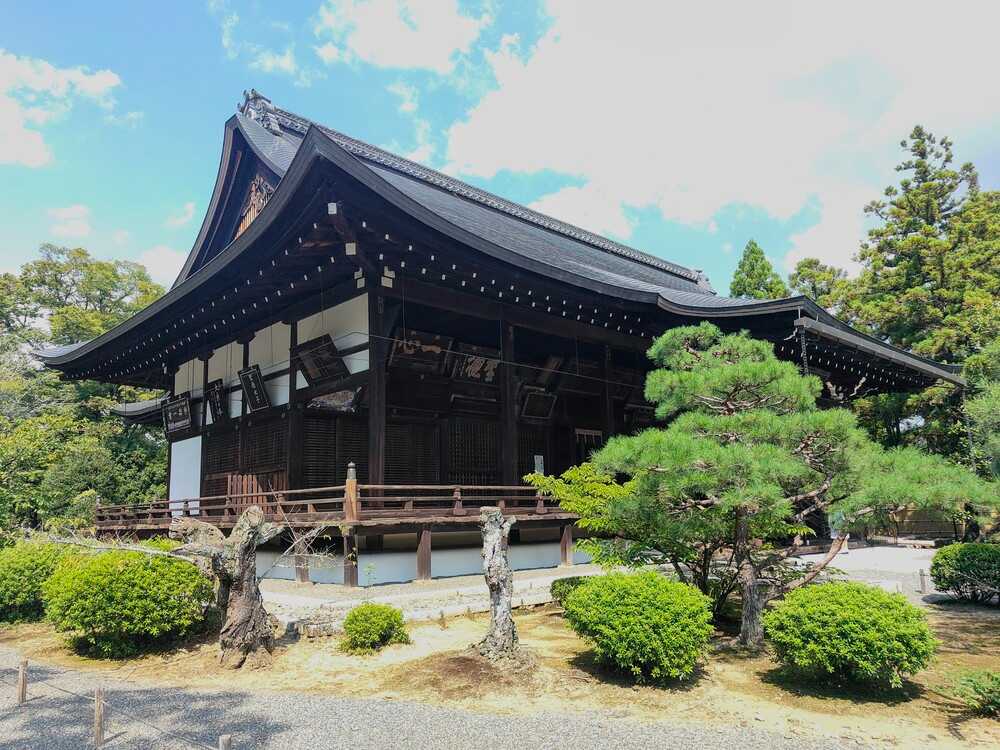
[560,524,574,567]
[368,288,386,486]
[500,321,519,485]
[286,319,304,490]
[343,534,358,587]
[416,526,432,581]
[603,345,615,442]
[240,337,251,418]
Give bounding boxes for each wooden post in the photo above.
[286,319,304,490]
[343,532,358,588]
[919,568,929,594]
[416,527,432,581]
[94,686,105,748]
[219,735,233,750]
[344,462,359,522]
[560,524,574,567]
[603,345,615,442]
[500,321,519,485]
[368,289,386,487]
[452,487,465,516]
[294,554,310,584]
[16,658,27,705]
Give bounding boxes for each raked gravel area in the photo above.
[0,646,864,750]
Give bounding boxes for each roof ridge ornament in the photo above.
[240,89,283,136]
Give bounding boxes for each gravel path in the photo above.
[0,647,862,750]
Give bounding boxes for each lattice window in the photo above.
[518,422,548,479]
[336,415,369,483]
[448,417,499,485]
[302,414,337,489]
[240,418,287,473]
[385,420,440,485]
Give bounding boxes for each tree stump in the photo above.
[477,507,519,661]
[170,506,283,669]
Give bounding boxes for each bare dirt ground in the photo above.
[2,599,998,749]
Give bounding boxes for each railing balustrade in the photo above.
[94,466,561,531]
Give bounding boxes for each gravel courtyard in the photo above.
[0,644,859,750]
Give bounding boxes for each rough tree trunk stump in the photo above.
[477,507,519,662]
[170,506,283,669]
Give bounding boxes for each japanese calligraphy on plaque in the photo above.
[162,393,193,433]
[206,379,228,423]
[238,364,271,412]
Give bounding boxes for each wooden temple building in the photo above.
[37,90,963,584]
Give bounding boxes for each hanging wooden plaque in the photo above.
[206,379,228,422]
[449,343,500,384]
[294,334,348,386]
[162,393,193,433]
[389,328,453,374]
[239,364,271,412]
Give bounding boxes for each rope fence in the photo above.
[3,656,233,749]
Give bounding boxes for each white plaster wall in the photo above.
[207,341,242,385]
[249,321,291,374]
[173,359,198,395]
[169,436,202,515]
[296,293,369,378]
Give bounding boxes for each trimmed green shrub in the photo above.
[341,603,409,653]
[43,551,213,657]
[0,542,71,623]
[930,543,1000,604]
[562,572,713,682]
[140,536,181,552]
[550,575,587,606]
[949,670,1000,717]
[763,582,937,689]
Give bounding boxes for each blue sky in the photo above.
[3,1,999,295]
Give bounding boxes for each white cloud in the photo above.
[104,110,144,128]
[530,184,634,239]
[388,81,419,113]
[445,1,1000,274]
[165,201,196,228]
[48,204,92,238]
[138,245,187,287]
[112,229,130,246]
[0,49,122,167]
[251,47,297,76]
[314,42,343,65]
[314,0,491,74]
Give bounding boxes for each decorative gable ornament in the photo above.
[235,175,274,240]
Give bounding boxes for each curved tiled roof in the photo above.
[236,89,714,294]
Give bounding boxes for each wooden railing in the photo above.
[95,463,563,531]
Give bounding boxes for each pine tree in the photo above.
[788,258,846,310]
[730,240,789,299]
[530,323,997,648]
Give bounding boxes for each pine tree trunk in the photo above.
[477,507,519,661]
[734,506,767,650]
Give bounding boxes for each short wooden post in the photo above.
[343,533,358,588]
[534,492,547,514]
[16,658,27,705]
[218,735,233,750]
[918,568,929,593]
[560,524,574,567]
[94,686,105,748]
[452,488,465,516]
[294,554,310,584]
[344,462,359,522]
[416,527,432,581]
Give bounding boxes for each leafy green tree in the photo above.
[788,258,846,310]
[964,342,1000,539]
[19,244,162,345]
[530,324,997,649]
[834,128,1000,457]
[730,240,789,299]
[0,244,167,530]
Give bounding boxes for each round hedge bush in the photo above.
[341,603,409,653]
[0,542,72,623]
[930,543,1000,604]
[562,572,713,682]
[550,575,587,606]
[43,551,214,658]
[763,582,937,689]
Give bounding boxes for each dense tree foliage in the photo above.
[0,245,166,531]
[729,239,788,299]
[787,127,1000,458]
[529,324,997,648]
